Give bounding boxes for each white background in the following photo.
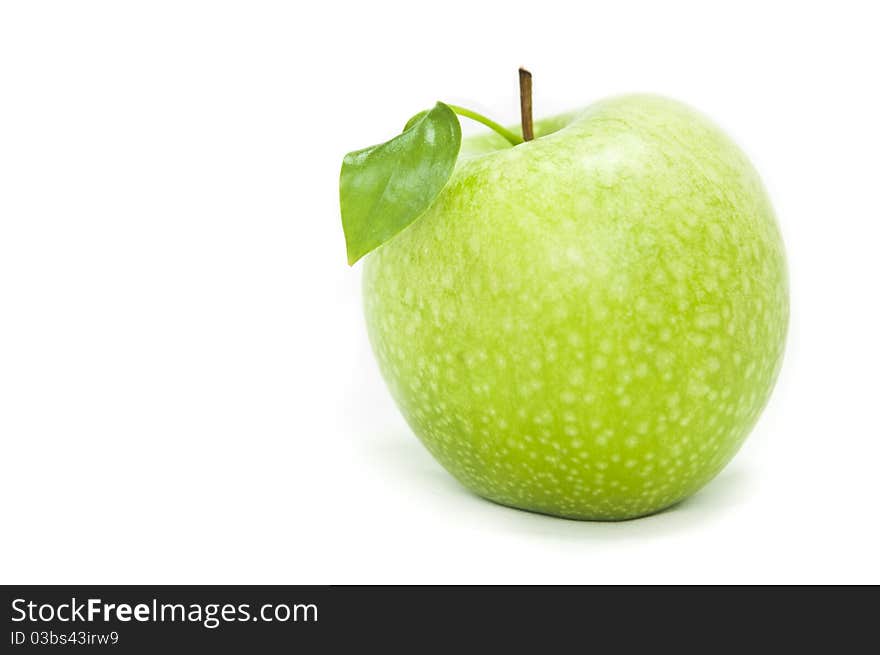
[1,1,878,584]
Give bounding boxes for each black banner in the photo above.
[1,585,875,651]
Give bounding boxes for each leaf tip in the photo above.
[343,230,363,266]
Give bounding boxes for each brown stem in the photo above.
[519,67,534,142]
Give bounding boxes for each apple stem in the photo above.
[519,67,534,141]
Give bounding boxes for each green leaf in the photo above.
[340,102,461,265]
[403,110,429,132]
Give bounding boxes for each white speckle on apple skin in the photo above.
[362,94,789,521]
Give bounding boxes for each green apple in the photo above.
[361,95,788,520]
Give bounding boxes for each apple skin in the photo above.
[362,95,788,520]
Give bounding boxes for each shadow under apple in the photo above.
[368,432,753,541]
